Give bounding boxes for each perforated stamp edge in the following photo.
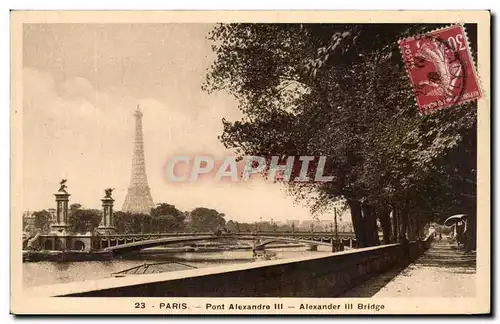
[397,24,483,116]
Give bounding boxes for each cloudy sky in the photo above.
[22,23,333,223]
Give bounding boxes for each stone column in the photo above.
[97,190,116,234]
[51,191,70,234]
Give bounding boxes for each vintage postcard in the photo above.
[10,11,490,315]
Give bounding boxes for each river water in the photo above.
[23,246,332,288]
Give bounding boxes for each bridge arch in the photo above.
[255,237,333,249]
[101,234,348,255]
[44,239,53,250]
[73,240,86,251]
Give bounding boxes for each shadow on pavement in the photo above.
[340,263,410,297]
[414,242,476,269]
[339,241,476,298]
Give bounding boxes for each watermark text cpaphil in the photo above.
[164,155,335,183]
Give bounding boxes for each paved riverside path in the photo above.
[341,240,476,297]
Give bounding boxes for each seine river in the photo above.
[23,246,332,288]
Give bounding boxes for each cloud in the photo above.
[59,77,96,103]
[22,67,320,223]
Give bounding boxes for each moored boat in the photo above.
[252,250,277,260]
[111,261,197,277]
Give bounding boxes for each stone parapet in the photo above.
[27,239,432,297]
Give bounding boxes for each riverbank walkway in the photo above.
[342,240,476,297]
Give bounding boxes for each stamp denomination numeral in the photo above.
[448,34,466,52]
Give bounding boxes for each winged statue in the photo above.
[58,179,68,192]
[104,188,115,198]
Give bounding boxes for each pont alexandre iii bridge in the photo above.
[26,230,357,255]
[97,232,356,255]
[23,183,356,255]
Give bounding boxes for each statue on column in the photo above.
[58,179,68,193]
[104,188,114,199]
[52,178,70,236]
[98,188,116,234]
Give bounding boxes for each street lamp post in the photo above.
[334,207,339,242]
[330,222,335,253]
[271,217,277,232]
[333,207,344,252]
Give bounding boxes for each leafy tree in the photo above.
[33,210,52,233]
[151,203,186,232]
[204,23,477,248]
[233,221,252,232]
[114,211,134,233]
[189,207,226,232]
[225,220,238,232]
[23,224,38,236]
[114,204,186,234]
[113,211,150,233]
[68,204,102,234]
[70,203,82,213]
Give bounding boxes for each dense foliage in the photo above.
[32,210,52,234]
[68,203,102,234]
[204,23,477,249]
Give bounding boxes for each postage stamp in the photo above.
[399,25,482,114]
[10,11,490,316]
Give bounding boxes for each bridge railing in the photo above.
[90,231,356,237]
[34,232,358,252]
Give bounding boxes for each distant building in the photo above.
[300,220,314,231]
[318,219,333,230]
[294,217,353,232]
[339,219,354,232]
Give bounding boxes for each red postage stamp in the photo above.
[399,25,482,114]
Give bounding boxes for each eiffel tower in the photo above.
[122,105,154,214]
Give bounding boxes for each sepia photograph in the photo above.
[10,10,490,315]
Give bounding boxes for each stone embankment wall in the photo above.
[29,238,432,298]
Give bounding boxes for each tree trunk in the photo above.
[407,212,415,241]
[362,204,380,246]
[347,199,365,248]
[465,212,476,251]
[378,205,392,244]
[392,206,399,243]
[398,203,409,242]
[414,213,421,240]
[395,203,410,262]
